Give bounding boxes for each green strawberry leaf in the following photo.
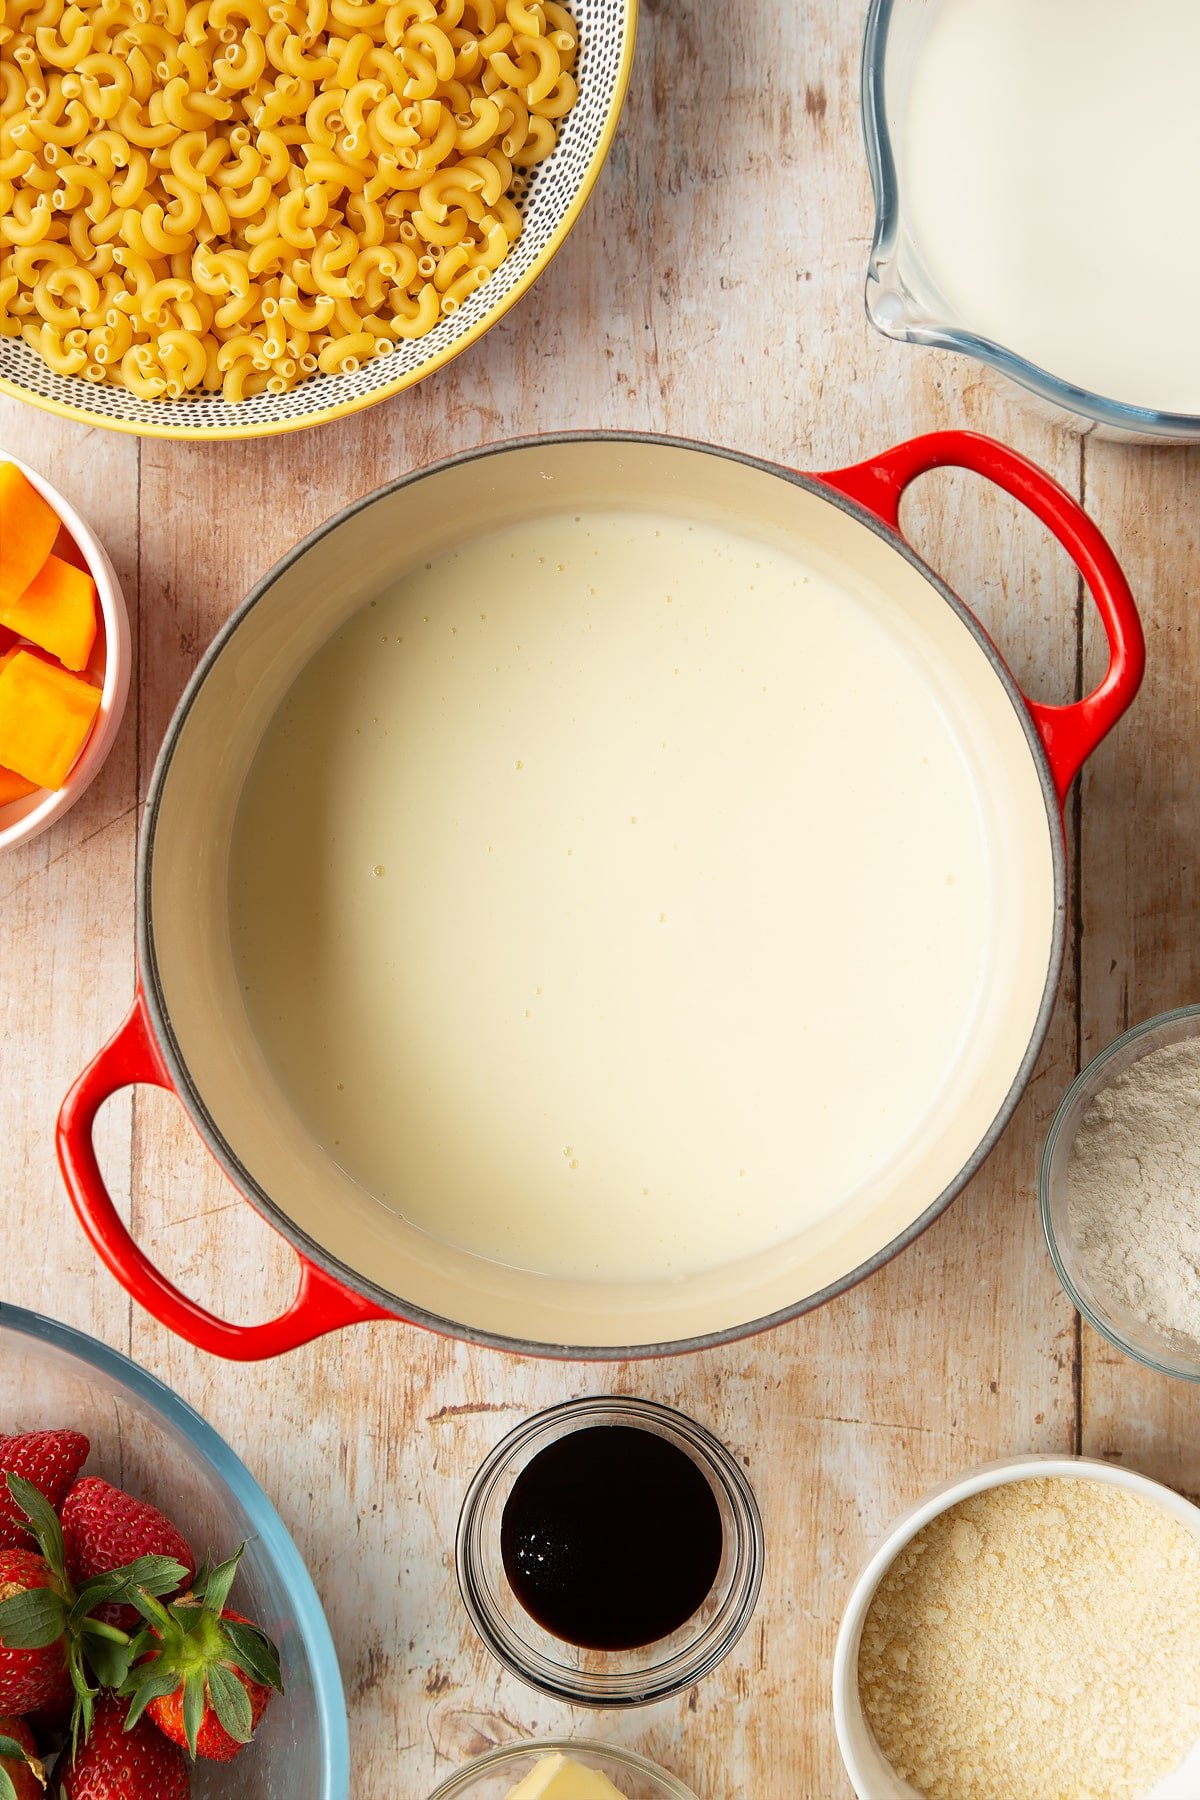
[120,1663,180,1732]
[0,1583,67,1648]
[168,1601,207,1639]
[124,1626,155,1660]
[223,1619,283,1692]
[207,1660,253,1745]
[67,1581,119,1627]
[82,1628,137,1690]
[4,1475,68,1587]
[125,1587,175,1632]
[126,1554,192,1598]
[198,1546,243,1619]
[71,1554,189,1627]
[0,1771,14,1800]
[182,1668,206,1759]
[65,1635,98,1763]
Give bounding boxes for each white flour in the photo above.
[1067,1037,1200,1349]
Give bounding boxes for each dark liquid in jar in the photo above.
[499,1424,724,1651]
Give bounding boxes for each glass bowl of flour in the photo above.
[1041,1005,1200,1381]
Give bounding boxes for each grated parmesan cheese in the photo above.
[858,1477,1200,1800]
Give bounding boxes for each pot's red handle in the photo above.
[57,992,396,1360]
[817,431,1145,806]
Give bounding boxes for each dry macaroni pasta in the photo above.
[0,0,579,401]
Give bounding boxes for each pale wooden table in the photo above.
[3,2,1199,1794]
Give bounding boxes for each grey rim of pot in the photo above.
[860,0,1200,440]
[1040,1003,1200,1384]
[453,1396,765,1706]
[136,430,1067,1359]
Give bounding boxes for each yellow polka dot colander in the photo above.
[0,0,636,440]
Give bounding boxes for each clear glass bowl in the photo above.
[861,0,1200,440]
[455,1397,763,1706]
[0,1303,350,1795]
[427,1739,701,1800]
[1040,1006,1200,1383]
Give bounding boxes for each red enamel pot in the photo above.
[58,432,1143,1360]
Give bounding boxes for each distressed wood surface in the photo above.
[3,1,1199,1794]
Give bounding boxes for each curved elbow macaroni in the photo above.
[316,326,372,370]
[2,0,578,399]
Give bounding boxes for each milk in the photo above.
[229,511,993,1284]
[901,0,1200,414]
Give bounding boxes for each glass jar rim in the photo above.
[455,1395,765,1706]
[425,1736,701,1800]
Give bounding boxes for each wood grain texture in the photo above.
[2,1,1197,1794]
[1078,442,1200,1506]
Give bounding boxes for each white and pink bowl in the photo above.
[0,452,131,852]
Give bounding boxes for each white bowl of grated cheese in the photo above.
[832,1455,1200,1800]
[1041,1005,1200,1383]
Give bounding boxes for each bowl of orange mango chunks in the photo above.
[0,457,130,851]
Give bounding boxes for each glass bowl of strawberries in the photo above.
[0,1303,349,1799]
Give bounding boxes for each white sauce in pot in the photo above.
[229,510,994,1284]
[902,0,1200,415]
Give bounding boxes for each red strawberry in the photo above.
[144,1609,272,1763]
[0,1715,46,1799]
[60,1484,194,1634]
[52,1693,189,1799]
[0,1436,89,1552]
[0,1549,68,1713]
[1,1474,192,1761]
[24,1668,74,1750]
[122,1550,281,1763]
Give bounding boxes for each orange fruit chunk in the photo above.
[0,764,39,806]
[2,552,98,671]
[0,463,58,610]
[0,646,101,789]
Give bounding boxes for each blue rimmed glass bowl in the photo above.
[861,0,1200,441]
[0,1303,349,1797]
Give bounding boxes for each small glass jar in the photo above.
[1040,1004,1200,1383]
[455,1396,764,1705]
[426,1739,700,1800]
